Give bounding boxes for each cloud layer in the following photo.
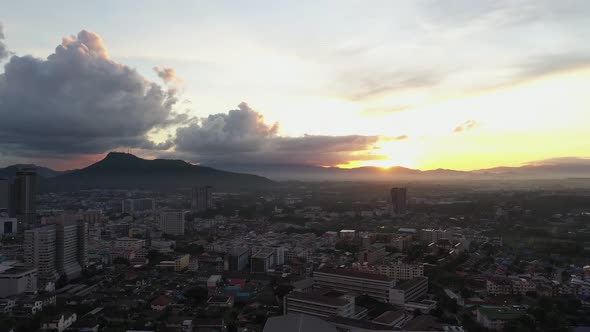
[173,103,392,166]
[0,23,9,61]
[0,30,184,157]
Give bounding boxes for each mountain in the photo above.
[0,164,69,179]
[211,158,590,181]
[43,152,274,191]
[473,158,590,178]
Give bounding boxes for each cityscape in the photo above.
[1,1,590,332]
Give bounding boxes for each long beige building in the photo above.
[313,269,396,303]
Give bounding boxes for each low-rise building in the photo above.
[476,306,524,331]
[251,248,275,273]
[389,276,428,305]
[313,269,396,303]
[0,266,37,297]
[284,290,361,319]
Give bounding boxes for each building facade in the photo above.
[122,198,155,214]
[191,186,212,212]
[372,263,424,282]
[0,267,38,297]
[313,269,396,303]
[389,276,428,305]
[24,225,58,282]
[389,187,407,216]
[159,211,186,236]
[284,291,359,319]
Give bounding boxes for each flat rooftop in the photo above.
[372,310,405,325]
[315,268,393,282]
[394,276,428,290]
[0,267,36,276]
[288,291,349,306]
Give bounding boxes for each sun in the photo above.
[337,139,421,169]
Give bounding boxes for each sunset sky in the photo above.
[1,1,589,171]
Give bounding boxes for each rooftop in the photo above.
[372,310,405,325]
[327,316,392,331]
[394,276,428,291]
[288,291,350,307]
[263,314,336,332]
[315,268,393,282]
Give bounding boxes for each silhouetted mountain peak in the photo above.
[47,151,274,191]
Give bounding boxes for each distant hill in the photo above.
[211,158,590,181]
[206,163,471,181]
[0,164,69,179]
[4,154,589,187]
[42,152,274,191]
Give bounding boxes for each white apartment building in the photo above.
[56,223,82,279]
[24,225,58,282]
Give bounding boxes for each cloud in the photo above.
[515,54,590,82]
[175,102,279,154]
[0,22,10,61]
[525,156,590,167]
[153,66,176,82]
[0,29,185,157]
[454,120,478,133]
[336,70,442,102]
[173,103,395,166]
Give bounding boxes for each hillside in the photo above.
[42,152,274,191]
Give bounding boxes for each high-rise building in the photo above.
[191,186,212,212]
[77,220,88,268]
[159,211,186,236]
[25,218,88,282]
[54,220,89,279]
[122,198,155,214]
[11,167,37,224]
[389,187,407,216]
[24,225,58,282]
[0,178,9,212]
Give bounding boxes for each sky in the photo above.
[0,0,589,171]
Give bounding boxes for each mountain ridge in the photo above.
[2,153,589,183]
[41,152,274,191]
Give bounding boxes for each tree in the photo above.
[184,287,209,305]
[113,257,130,265]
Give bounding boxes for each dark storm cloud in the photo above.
[0,30,185,156]
[173,103,397,166]
[454,120,479,133]
[0,22,10,61]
